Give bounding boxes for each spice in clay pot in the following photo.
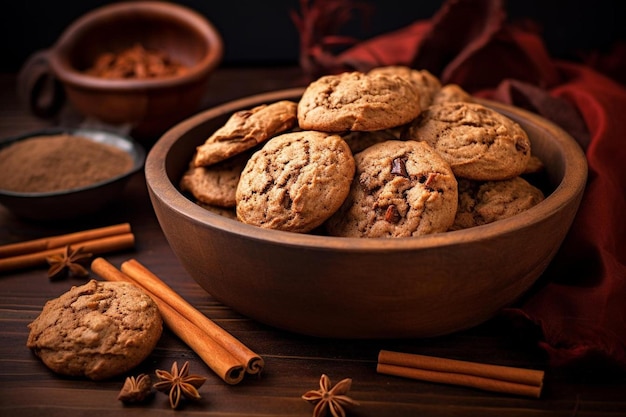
[0,134,134,193]
[85,43,189,79]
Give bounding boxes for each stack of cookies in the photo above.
[181,66,545,238]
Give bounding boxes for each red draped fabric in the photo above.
[298,0,626,371]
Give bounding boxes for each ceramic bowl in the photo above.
[145,88,588,339]
[0,127,145,221]
[18,1,223,142]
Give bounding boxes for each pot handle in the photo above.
[17,50,66,118]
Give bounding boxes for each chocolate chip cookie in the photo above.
[26,279,162,380]
[341,129,399,154]
[450,177,545,230]
[325,140,458,238]
[181,150,252,208]
[297,71,422,132]
[236,131,355,233]
[368,65,442,110]
[404,102,531,180]
[193,100,297,167]
[431,83,474,105]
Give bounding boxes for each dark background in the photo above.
[1,0,624,72]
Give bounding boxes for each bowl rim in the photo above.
[147,87,588,252]
[48,1,224,91]
[0,127,145,198]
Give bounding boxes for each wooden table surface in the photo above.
[1,67,625,417]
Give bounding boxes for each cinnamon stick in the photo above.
[377,350,544,398]
[0,223,131,257]
[0,233,135,273]
[91,257,246,385]
[120,258,264,375]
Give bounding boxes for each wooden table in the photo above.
[1,67,625,417]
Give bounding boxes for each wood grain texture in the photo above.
[1,69,625,417]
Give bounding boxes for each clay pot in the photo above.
[18,1,223,142]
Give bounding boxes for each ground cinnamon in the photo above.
[0,134,134,193]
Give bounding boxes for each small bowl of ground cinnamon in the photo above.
[0,128,145,221]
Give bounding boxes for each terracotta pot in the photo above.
[18,1,223,142]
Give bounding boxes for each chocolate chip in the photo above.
[391,157,409,177]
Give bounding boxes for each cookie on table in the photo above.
[431,83,474,105]
[368,65,442,110]
[236,131,355,233]
[325,140,458,238]
[26,280,162,381]
[181,150,252,208]
[297,71,422,132]
[450,177,545,231]
[193,100,297,167]
[404,102,531,181]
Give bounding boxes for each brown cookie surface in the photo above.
[431,83,474,105]
[181,151,252,207]
[325,140,458,238]
[236,131,355,233]
[405,102,531,180]
[341,129,399,154]
[451,177,545,230]
[193,100,297,167]
[297,71,422,132]
[26,280,162,380]
[368,65,441,110]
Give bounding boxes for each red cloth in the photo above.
[305,0,626,371]
[514,62,626,370]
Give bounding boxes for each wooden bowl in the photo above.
[145,88,588,338]
[20,1,223,142]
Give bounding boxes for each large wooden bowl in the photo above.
[145,88,587,338]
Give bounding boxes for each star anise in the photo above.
[118,373,153,403]
[45,245,92,280]
[154,361,207,409]
[302,374,360,417]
